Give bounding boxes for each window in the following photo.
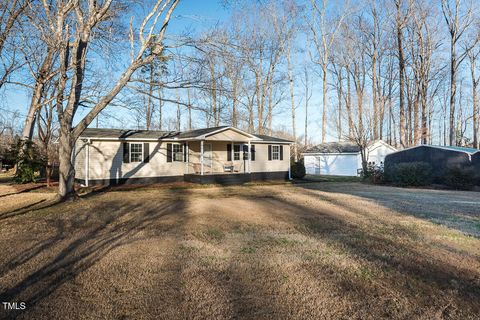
[130,143,143,162]
[272,145,280,160]
[234,144,241,161]
[173,143,183,162]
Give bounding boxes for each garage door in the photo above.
[304,155,319,175]
[318,154,358,176]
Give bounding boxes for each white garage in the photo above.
[302,140,397,176]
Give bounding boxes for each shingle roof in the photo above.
[252,134,293,143]
[304,142,360,153]
[79,126,292,143]
[176,126,229,139]
[80,128,178,139]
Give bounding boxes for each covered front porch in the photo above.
[181,127,259,176]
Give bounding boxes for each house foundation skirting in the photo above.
[76,171,289,186]
[75,175,184,186]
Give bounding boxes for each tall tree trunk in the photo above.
[304,67,309,147]
[231,79,238,127]
[346,70,353,137]
[357,90,363,137]
[255,73,263,134]
[158,87,163,130]
[248,96,254,132]
[469,53,479,148]
[396,0,406,148]
[57,125,75,199]
[337,69,343,141]
[449,41,457,146]
[187,88,192,130]
[372,45,378,140]
[286,41,297,161]
[413,84,420,145]
[473,83,479,149]
[267,75,274,136]
[22,49,55,141]
[421,81,428,144]
[321,64,328,142]
[146,66,154,130]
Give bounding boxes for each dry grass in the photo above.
[0,183,479,320]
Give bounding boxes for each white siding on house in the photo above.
[74,140,86,180]
[303,140,396,176]
[86,140,185,180]
[250,143,290,173]
[187,141,290,174]
[367,143,394,166]
[74,138,291,183]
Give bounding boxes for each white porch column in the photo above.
[247,140,251,173]
[231,142,234,162]
[185,141,189,174]
[200,140,204,176]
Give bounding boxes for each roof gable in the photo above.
[367,140,397,153]
[204,128,257,141]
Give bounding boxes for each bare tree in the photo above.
[301,59,313,147]
[441,0,475,146]
[308,0,348,142]
[394,0,411,147]
[25,0,180,199]
[466,41,480,148]
[0,0,29,89]
[37,83,58,186]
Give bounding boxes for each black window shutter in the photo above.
[227,144,232,161]
[280,145,284,160]
[183,143,187,162]
[167,143,172,162]
[143,143,150,163]
[268,145,272,161]
[123,143,130,163]
[243,145,248,160]
[251,145,256,161]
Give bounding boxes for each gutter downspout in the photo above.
[288,144,292,181]
[85,139,90,187]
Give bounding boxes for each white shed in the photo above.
[302,140,397,176]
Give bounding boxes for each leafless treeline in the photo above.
[143,0,479,152]
[1,0,480,198]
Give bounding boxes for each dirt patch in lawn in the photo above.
[0,183,478,319]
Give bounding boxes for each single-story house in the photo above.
[384,145,480,184]
[74,126,292,185]
[302,140,397,176]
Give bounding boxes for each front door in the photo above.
[203,143,213,172]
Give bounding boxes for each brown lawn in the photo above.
[0,182,479,319]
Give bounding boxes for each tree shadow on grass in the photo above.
[294,182,480,237]
[234,193,480,318]
[0,189,190,320]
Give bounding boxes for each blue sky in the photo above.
[0,0,324,142]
